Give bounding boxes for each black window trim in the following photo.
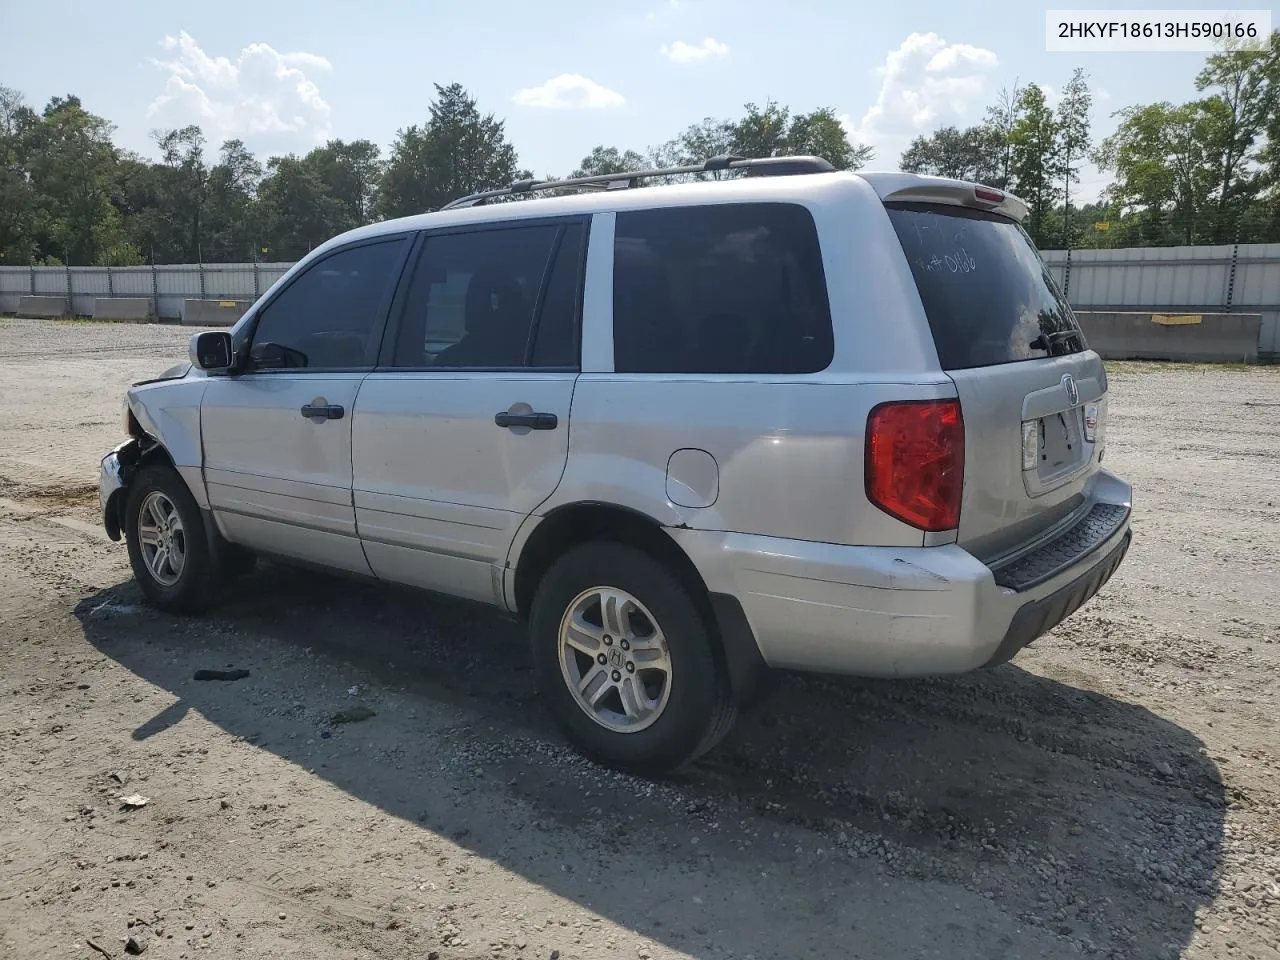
[376,214,591,373]
[230,232,416,376]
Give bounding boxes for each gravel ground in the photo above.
[1,318,1277,960]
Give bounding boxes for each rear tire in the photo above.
[124,465,216,614]
[529,542,734,775]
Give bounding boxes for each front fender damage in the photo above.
[100,438,148,541]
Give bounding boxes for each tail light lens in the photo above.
[865,399,965,532]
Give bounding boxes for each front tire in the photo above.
[124,464,216,613]
[529,543,734,774]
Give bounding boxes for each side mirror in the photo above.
[190,331,233,371]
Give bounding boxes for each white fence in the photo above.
[0,263,293,322]
[1040,243,1280,359]
[2,242,1278,358]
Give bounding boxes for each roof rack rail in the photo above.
[440,154,836,211]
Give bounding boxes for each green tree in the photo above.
[113,151,166,261]
[652,102,872,179]
[305,139,383,225]
[1056,68,1093,247]
[256,154,348,260]
[1255,36,1280,239]
[153,125,208,261]
[899,124,1004,183]
[983,81,1025,191]
[1066,200,1122,249]
[0,85,40,264]
[204,139,263,261]
[728,100,790,158]
[1095,101,1219,245]
[1009,84,1061,245]
[728,100,871,169]
[783,106,873,170]
[571,145,647,178]
[1194,37,1275,241]
[648,117,735,180]
[25,95,135,264]
[379,83,520,217]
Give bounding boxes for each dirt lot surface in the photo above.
[1,317,1277,960]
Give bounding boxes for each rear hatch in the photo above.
[883,194,1106,562]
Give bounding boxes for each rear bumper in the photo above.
[671,469,1132,677]
[983,529,1130,667]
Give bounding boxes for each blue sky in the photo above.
[3,0,1223,201]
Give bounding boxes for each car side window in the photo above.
[391,222,582,369]
[247,238,407,371]
[613,203,833,374]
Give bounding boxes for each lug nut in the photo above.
[620,639,630,651]
[603,635,612,646]
[625,662,635,674]
[611,670,621,682]
[597,653,607,665]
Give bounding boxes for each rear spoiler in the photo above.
[856,172,1030,223]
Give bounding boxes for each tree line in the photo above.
[900,34,1280,247]
[2,34,1278,266]
[0,81,862,266]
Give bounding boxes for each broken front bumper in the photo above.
[99,439,139,542]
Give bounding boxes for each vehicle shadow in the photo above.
[76,562,1224,960]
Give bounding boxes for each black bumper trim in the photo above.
[990,502,1130,592]
[984,528,1132,668]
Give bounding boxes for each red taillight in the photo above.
[865,399,965,532]
[973,186,1004,205]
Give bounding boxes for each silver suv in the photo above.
[99,156,1132,774]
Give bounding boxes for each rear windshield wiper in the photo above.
[1030,330,1082,353]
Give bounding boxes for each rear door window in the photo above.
[885,203,1085,370]
[613,202,833,374]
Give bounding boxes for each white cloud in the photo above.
[924,43,997,73]
[660,37,729,62]
[1037,82,1062,109]
[512,74,625,109]
[147,31,332,148]
[851,32,999,166]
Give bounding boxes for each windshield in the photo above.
[886,203,1086,370]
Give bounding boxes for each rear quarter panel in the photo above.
[535,180,955,549]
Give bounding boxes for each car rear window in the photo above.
[885,203,1086,370]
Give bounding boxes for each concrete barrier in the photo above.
[1076,311,1262,363]
[92,297,154,322]
[182,299,251,327]
[18,295,71,318]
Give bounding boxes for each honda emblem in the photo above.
[1062,374,1079,407]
